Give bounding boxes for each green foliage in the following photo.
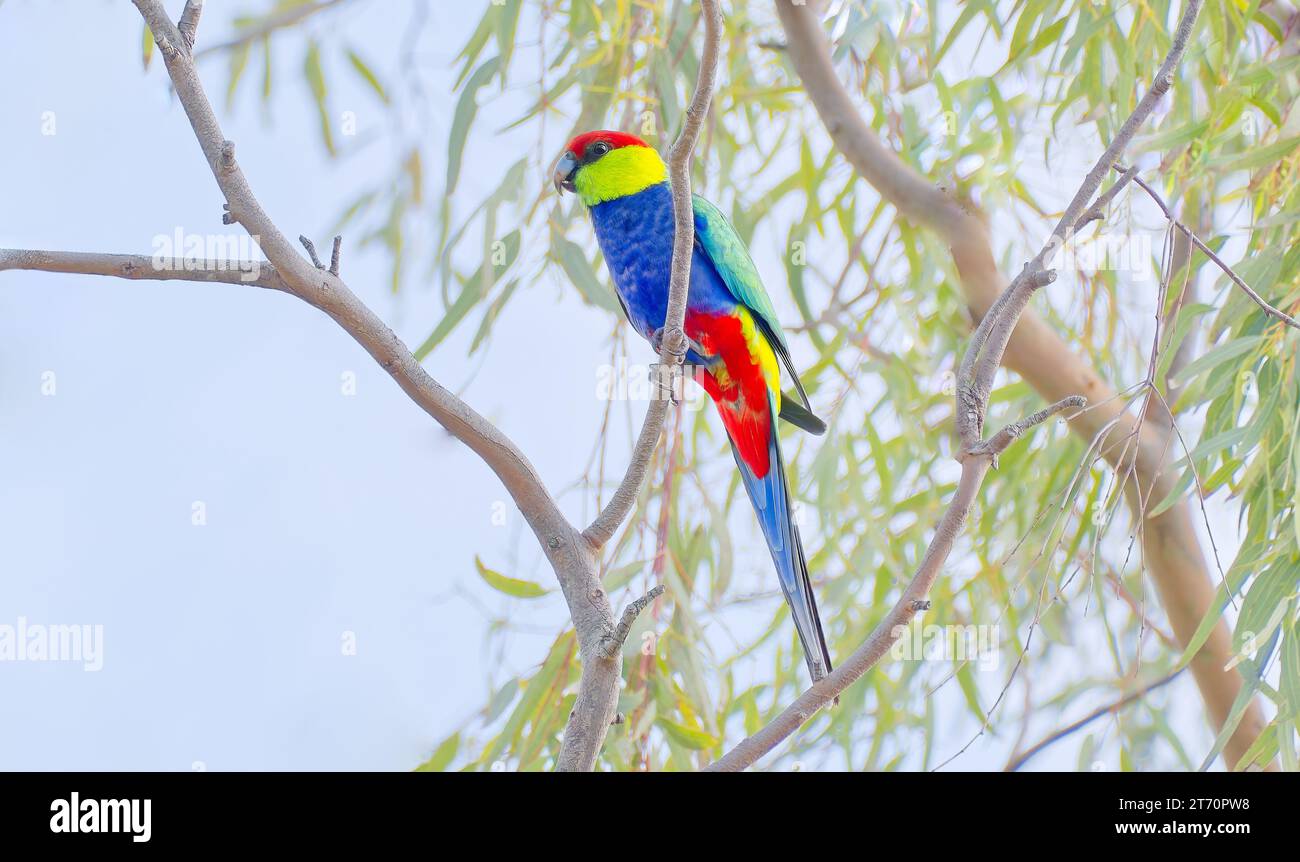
[213,0,1300,771]
[475,556,550,599]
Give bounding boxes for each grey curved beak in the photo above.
[553,151,578,195]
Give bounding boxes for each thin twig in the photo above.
[1116,164,1300,330]
[299,235,325,269]
[968,396,1088,462]
[193,0,349,59]
[1005,669,1184,771]
[1074,163,1140,232]
[602,585,666,659]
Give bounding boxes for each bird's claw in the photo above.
[649,327,704,359]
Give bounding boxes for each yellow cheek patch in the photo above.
[575,146,669,206]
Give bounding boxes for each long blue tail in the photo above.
[727,397,832,684]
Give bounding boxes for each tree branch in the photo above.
[581,0,723,550]
[0,249,286,291]
[705,0,1269,772]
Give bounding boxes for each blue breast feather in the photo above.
[589,182,737,351]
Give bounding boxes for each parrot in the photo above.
[553,130,834,683]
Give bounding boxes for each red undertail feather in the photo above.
[686,311,832,684]
[687,310,773,478]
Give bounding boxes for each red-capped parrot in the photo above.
[554,131,833,683]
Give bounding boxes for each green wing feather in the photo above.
[691,195,789,352]
[692,195,820,425]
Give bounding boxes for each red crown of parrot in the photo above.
[564,130,650,157]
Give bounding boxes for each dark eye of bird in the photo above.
[591,142,610,157]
